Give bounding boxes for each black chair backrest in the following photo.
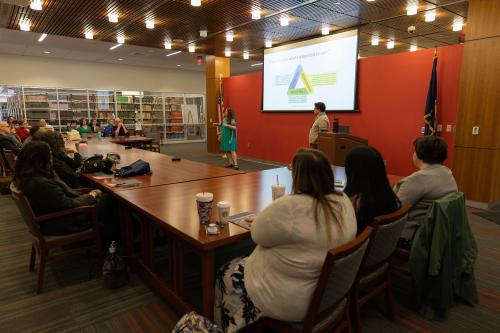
[10,184,44,241]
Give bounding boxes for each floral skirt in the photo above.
[214,257,262,333]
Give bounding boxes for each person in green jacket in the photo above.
[77,118,93,136]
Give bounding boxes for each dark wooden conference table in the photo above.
[80,139,403,319]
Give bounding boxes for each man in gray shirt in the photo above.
[308,102,330,149]
[394,136,458,240]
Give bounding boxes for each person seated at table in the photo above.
[77,118,93,136]
[214,148,357,332]
[113,118,129,137]
[39,118,54,130]
[33,131,82,188]
[12,141,114,237]
[15,119,31,143]
[0,121,22,155]
[91,119,100,133]
[22,125,40,147]
[394,136,458,244]
[103,119,115,137]
[344,146,401,234]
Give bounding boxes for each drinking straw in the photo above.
[276,175,279,185]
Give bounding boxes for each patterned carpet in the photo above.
[1,142,499,333]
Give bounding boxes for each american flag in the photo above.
[217,74,224,141]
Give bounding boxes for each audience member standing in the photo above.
[308,102,329,149]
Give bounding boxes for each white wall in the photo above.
[0,53,205,93]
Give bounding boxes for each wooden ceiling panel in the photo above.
[4,0,469,59]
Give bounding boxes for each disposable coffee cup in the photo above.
[272,184,286,201]
[196,192,214,225]
[217,201,231,227]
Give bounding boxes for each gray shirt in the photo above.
[308,112,330,144]
[394,164,458,239]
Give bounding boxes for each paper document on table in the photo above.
[106,179,142,188]
[228,212,255,230]
[91,172,114,179]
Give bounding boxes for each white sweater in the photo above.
[245,193,357,322]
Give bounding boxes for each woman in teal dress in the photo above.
[77,118,93,137]
[220,108,239,170]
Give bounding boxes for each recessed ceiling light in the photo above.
[225,47,231,57]
[191,0,201,6]
[85,31,94,40]
[251,9,261,20]
[117,35,125,44]
[265,40,272,48]
[321,24,330,35]
[177,64,181,67]
[108,12,118,23]
[19,18,30,31]
[452,17,463,31]
[371,35,379,46]
[425,9,436,22]
[30,0,42,11]
[164,41,172,49]
[118,58,124,61]
[243,51,249,60]
[387,40,395,49]
[146,18,155,29]
[406,5,418,16]
[109,44,122,50]
[366,0,376,2]
[43,51,50,54]
[200,29,208,37]
[226,31,233,42]
[251,62,263,67]
[280,16,289,26]
[38,33,47,42]
[188,44,195,53]
[410,45,417,52]
[166,50,181,57]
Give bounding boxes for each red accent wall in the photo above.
[224,44,463,176]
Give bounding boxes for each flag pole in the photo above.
[434,47,438,135]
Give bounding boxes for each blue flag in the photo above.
[424,54,437,136]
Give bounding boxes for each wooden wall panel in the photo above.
[205,56,230,154]
[466,0,500,41]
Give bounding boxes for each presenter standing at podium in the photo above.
[308,102,330,149]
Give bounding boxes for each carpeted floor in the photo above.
[1,143,499,332]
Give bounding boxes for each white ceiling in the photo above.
[0,28,262,75]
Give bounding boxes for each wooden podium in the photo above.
[318,132,368,166]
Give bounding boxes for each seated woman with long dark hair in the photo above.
[344,146,401,234]
[214,148,357,332]
[13,141,102,236]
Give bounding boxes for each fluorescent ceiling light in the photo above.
[30,0,42,11]
[85,31,94,40]
[452,18,463,31]
[425,10,436,22]
[321,25,330,35]
[410,45,417,52]
[109,44,122,50]
[166,50,181,57]
[188,44,195,52]
[371,35,379,46]
[20,18,30,31]
[251,9,261,20]
[146,18,155,29]
[191,0,201,6]
[387,40,394,49]
[280,16,289,26]
[117,35,125,44]
[251,62,263,67]
[225,48,231,57]
[243,51,249,60]
[164,41,172,49]
[265,40,272,48]
[108,12,118,23]
[226,31,233,42]
[406,5,418,16]
[38,33,47,42]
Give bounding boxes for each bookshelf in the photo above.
[0,85,205,144]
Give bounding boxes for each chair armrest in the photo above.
[34,205,97,223]
[73,187,92,194]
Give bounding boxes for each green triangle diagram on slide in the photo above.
[287,64,314,95]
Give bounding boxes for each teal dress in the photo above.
[220,119,237,152]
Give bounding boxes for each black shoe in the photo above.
[224,164,234,168]
[233,165,239,170]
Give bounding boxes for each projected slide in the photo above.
[263,29,358,111]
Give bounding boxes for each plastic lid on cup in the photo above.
[196,192,214,202]
[217,201,230,208]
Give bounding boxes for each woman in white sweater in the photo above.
[214,149,357,332]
